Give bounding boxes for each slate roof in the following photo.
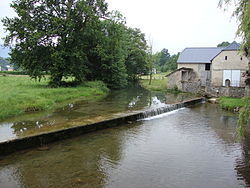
[177,41,240,64]
[222,41,240,51]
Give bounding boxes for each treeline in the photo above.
[2,0,149,88]
[153,48,179,73]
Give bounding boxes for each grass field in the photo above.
[0,75,109,120]
[139,72,181,94]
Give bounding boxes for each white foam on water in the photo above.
[142,107,186,121]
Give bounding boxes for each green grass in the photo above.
[139,72,181,94]
[140,79,167,91]
[218,97,246,111]
[140,72,169,80]
[0,76,109,120]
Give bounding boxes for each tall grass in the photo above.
[218,97,245,111]
[0,76,109,120]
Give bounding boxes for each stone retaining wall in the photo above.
[181,81,249,97]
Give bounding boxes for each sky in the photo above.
[0,0,240,55]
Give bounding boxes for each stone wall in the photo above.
[179,80,249,97]
[181,81,201,94]
[166,70,182,90]
[205,86,248,97]
[211,51,249,87]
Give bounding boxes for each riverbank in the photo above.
[218,97,246,111]
[0,76,109,120]
[139,72,182,94]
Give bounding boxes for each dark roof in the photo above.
[165,67,193,77]
[177,41,240,64]
[177,47,224,63]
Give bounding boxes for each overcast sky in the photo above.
[0,0,239,54]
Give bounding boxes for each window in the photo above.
[225,56,227,60]
[205,63,210,71]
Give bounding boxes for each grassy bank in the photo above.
[139,72,181,94]
[140,79,167,91]
[0,76,109,120]
[218,97,246,111]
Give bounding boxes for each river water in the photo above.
[0,103,250,187]
[0,86,194,142]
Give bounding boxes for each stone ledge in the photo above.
[0,97,204,156]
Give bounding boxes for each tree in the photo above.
[217,41,230,47]
[161,53,179,72]
[124,28,149,81]
[2,0,108,87]
[158,48,170,67]
[88,11,128,89]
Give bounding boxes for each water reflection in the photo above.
[236,136,250,187]
[0,86,194,142]
[0,104,250,187]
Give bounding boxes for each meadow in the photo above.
[0,75,109,120]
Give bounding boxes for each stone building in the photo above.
[167,42,249,89]
[166,42,249,96]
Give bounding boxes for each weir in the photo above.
[0,97,204,156]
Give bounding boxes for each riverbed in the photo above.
[0,103,249,188]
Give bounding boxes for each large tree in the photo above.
[158,48,170,67]
[125,27,149,81]
[2,0,108,87]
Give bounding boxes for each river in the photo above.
[0,95,250,187]
[0,86,194,142]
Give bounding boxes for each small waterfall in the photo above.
[141,103,186,119]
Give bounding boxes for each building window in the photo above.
[205,63,210,71]
[225,56,227,60]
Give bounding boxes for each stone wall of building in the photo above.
[178,63,204,79]
[205,86,248,98]
[166,70,182,90]
[211,51,249,87]
[179,81,249,97]
[181,81,201,94]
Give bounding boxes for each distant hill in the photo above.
[0,45,10,58]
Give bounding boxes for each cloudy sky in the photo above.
[0,0,239,54]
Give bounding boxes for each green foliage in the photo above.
[125,28,149,81]
[2,0,109,87]
[153,49,179,73]
[161,53,179,72]
[238,97,250,136]
[218,97,245,111]
[158,48,170,67]
[0,76,108,120]
[2,1,149,89]
[217,41,230,47]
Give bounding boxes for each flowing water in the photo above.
[0,86,194,142]
[0,103,250,188]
